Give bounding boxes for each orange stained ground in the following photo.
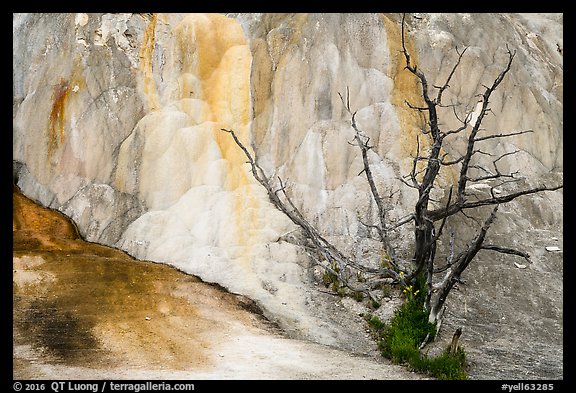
[12,186,276,378]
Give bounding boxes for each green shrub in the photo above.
[378,293,436,362]
[420,347,468,380]
[371,274,468,380]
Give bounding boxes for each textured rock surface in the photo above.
[13,13,562,379]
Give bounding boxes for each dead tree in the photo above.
[221,127,403,304]
[222,13,562,338]
[396,13,562,326]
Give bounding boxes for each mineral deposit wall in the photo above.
[13,13,563,378]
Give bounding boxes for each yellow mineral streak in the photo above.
[381,14,457,187]
[174,14,260,250]
[174,13,251,152]
[139,13,160,111]
[207,44,253,190]
[380,15,428,171]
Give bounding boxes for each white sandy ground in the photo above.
[14,332,425,380]
[13,253,426,381]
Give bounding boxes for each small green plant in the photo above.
[381,250,393,269]
[350,290,364,302]
[412,346,468,380]
[379,293,436,363]
[365,313,385,331]
[380,283,392,298]
[322,265,339,288]
[370,273,468,379]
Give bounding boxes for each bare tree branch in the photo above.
[222,127,404,302]
[408,134,422,187]
[389,213,416,230]
[443,122,469,137]
[224,15,563,351]
[474,129,533,142]
[435,46,468,105]
[480,244,530,260]
[455,48,516,206]
[428,183,563,222]
[428,205,500,324]
[339,89,400,270]
[405,99,428,111]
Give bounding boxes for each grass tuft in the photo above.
[366,274,468,380]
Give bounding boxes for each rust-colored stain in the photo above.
[48,79,70,157]
[12,185,80,250]
[13,185,277,378]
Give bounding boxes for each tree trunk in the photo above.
[449,328,463,354]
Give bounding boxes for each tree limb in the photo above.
[428,183,563,222]
[480,244,530,260]
[474,129,533,142]
[435,46,468,105]
[428,205,500,324]
[339,89,400,270]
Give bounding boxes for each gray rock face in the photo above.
[13,13,562,379]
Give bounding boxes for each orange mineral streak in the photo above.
[174,14,259,250]
[139,13,160,111]
[47,79,70,159]
[13,186,276,377]
[174,14,252,190]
